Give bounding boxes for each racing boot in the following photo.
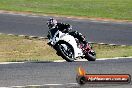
[82,41,93,54]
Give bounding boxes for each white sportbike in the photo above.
[47,29,96,62]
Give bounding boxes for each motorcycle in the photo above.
[47,29,96,62]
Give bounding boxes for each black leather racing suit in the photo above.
[48,23,87,45]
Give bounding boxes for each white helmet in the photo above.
[47,18,57,29]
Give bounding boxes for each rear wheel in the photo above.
[85,50,96,61]
[56,42,75,62]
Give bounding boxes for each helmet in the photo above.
[47,18,57,29]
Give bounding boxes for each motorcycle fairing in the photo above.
[50,30,83,58]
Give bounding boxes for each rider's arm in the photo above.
[57,23,72,33]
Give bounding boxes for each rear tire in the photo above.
[56,41,75,62]
[85,51,96,61]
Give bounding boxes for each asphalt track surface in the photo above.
[0,13,132,45]
[0,13,132,88]
[0,58,132,88]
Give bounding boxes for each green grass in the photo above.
[0,0,132,20]
[93,44,132,58]
[0,34,132,62]
[0,34,61,62]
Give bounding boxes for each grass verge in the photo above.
[0,34,132,62]
[0,0,132,21]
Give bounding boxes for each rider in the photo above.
[47,18,88,49]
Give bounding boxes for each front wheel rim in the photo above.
[60,44,74,59]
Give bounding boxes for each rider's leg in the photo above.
[69,31,88,47]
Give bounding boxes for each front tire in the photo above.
[56,42,75,62]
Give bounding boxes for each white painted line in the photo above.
[54,60,66,62]
[99,43,106,45]
[38,83,78,86]
[54,56,132,62]
[38,37,45,39]
[18,35,26,37]
[29,36,38,38]
[66,83,78,85]
[109,44,116,46]
[53,59,87,62]
[8,83,79,88]
[75,59,87,61]
[88,42,95,44]
[98,56,132,60]
[0,56,131,64]
[0,62,24,65]
[27,85,42,87]
[121,45,126,47]
[54,59,88,62]
[10,86,25,88]
[97,58,118,60]
[43,84,64,86]
[7,34,14,36]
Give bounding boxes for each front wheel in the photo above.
[56,42,75,62]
